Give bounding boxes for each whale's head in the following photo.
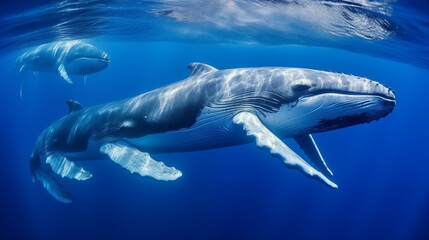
[264,68,396,134]
[64,41,110,75]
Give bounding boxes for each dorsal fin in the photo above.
[66,100,83,114]
[187,62,217,76]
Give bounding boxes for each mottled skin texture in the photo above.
[35,64,394,156]
[30,63,395,202]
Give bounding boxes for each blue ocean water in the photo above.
[0,1,429,240]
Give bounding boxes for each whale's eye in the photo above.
[292,83,311,92]
[120,120,135,129]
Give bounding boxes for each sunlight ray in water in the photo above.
[0,0,428,68]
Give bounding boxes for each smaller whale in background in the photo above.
[16,40,110,97]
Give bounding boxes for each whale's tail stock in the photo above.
[29,153,74,203]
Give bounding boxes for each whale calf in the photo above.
[16,40,110,97]
[29,63,395,203]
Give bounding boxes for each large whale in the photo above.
[16,40,110,97]
[30,63,395,203]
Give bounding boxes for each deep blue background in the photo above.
[0,42,429,240]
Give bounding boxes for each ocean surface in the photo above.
[0,1,428,239]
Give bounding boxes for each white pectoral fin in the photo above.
[100,142,182,181]
[233,112,337,189]
[58,64,73,84]
[30,153,75,203]
[46,153,92,181]
[294,134,333,176]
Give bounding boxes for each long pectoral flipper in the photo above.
[46,153,92,180]
[233,112,337,189]
[30,154,74,203]
[294,134,333,176]
[32,153,92,203]
[100,142,182,181]
[58,64,73,84]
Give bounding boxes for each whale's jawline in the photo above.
[303,91,395,102]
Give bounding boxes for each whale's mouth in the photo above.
[303,90,396,102]
[100,52,110,63]
[67,55,110,74]
[297,91,395,133]
[100,57,110,63]
[74,56,110,63]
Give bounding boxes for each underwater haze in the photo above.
[0,1,429,240]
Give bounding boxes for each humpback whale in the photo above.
[16,40,110,97]
[29,63,395,203]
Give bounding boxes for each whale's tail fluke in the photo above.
[30,153,74,203]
